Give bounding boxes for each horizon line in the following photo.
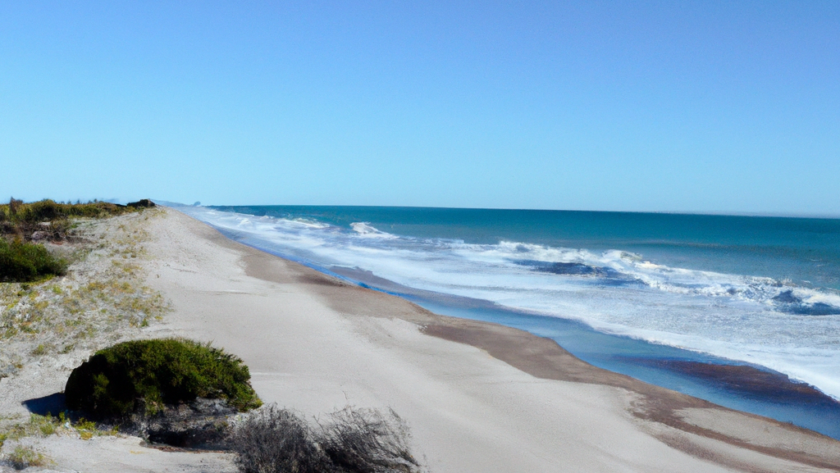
[163,201,840,221]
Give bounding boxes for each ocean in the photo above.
[172,204,840,439]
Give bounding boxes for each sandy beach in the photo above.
[3,208,840,472]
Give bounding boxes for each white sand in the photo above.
[4,208,839,472]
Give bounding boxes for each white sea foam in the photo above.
[350,222,399,239]
[179,206,840,399]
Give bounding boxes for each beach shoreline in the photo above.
[322,260,840,440]
[182,203,840,410]
[155,207,840,471]
[4,207,839,472]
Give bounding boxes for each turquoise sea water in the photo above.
[173,204,840,439]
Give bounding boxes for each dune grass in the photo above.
[6,445,50,470]
[0,413,114,449]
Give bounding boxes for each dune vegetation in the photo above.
[231,405,423,473]
[65,338,262,419]
[0,198,153,227]
[0,238,67,283]
[1,203,168,396]
[0,198,155,283]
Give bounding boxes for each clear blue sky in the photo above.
[2,1,838,215]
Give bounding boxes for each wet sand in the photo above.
[330,263,840,438]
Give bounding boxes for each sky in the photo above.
[1,1,838,216]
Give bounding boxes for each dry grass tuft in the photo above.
[6,445,51,470]
[230,405,423,473]
[0,413,117,449]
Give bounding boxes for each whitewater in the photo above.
[175,205,840,401]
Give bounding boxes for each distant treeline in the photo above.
[0,198,154,225]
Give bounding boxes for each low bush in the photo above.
[230,405,422,473]
[64,339,261,419]
[0,238,67,282]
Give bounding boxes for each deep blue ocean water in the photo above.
[173,204,840,439]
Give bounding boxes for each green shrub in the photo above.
[64,339,261,419]
[16,200,65,222]
[0,238,67,282]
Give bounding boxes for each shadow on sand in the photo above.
[22,393,67,416]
